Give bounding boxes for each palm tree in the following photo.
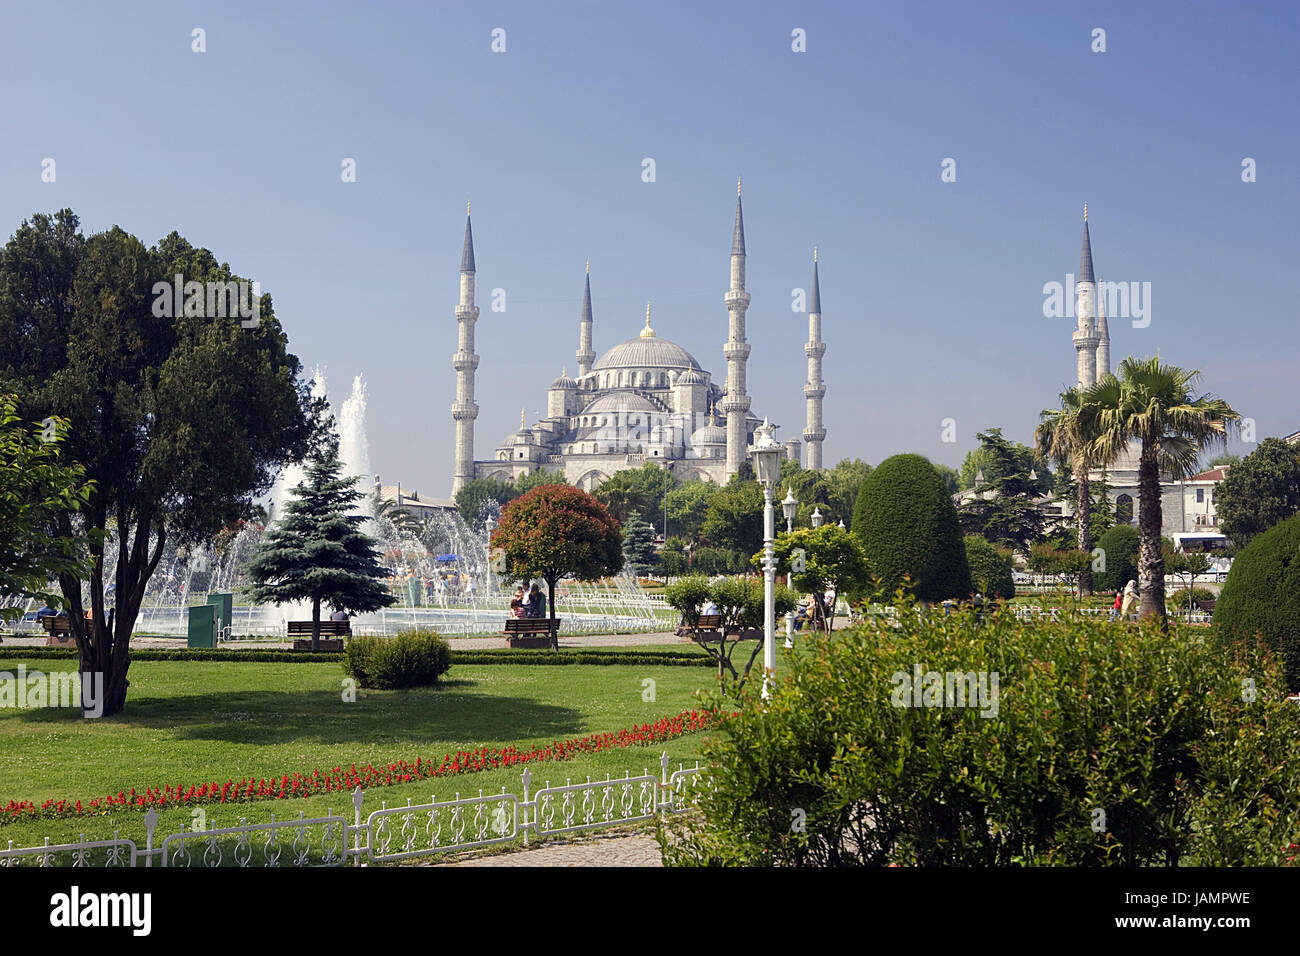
[1075,357,1239,625]
[1036,386,1096,595]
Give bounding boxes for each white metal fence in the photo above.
[0,754,706,868]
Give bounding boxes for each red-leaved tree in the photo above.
[490,484,623,649]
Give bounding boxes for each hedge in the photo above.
[963,535,1015,600]
[0,647,713,667]
[1093,524,1140,594]
[852,453,971,601]
[1214,512,1300,691]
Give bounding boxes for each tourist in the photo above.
[35,604,57,620]
[329,607,349,623]
[509,598,527,619]
[792,601,808,632]
[1109,590,1122,621]
[529,584,546,619]
[701,597,718,616]
[1120,579,1139,620]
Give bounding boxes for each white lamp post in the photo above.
[811,506,824,528]
[749,418,783,701]
[781,488,798,534]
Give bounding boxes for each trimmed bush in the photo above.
[851,454,971,601]
[343,629,451,689]
[963,535,1015,600]
[659,600,1300,866]
[664,575,713,625]
[1093,524,1139,593]
[1167,586,1215,613]
[1214,513,1300,691]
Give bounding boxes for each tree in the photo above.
[1214,437,1300,548]
[958,428,1049,553]
[933,464,960,497]
[592,463,676,529]
[1038,387,1099,594]
[515,468,567,495]
[0,397,94,616]
[768,524,871,628]
[852,453,971,602]
[1077,357,1239,625]
[664,479,717,542]
[778,465,832,527]
[824,458,873,529]
[245,437,395,650]
[701,475,764,557]
[1214,513,1300,691]
[1165,549,1212,620]
[963,535,1015,600]
[1093,524,1140,595]
[0,211,318,715]
[622,514,659,578]
[1206,451,1240,469]
[490,484,623,649]
[454,476,518,526]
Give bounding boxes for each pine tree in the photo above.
[622,515,659,578]
[245,437,395,650]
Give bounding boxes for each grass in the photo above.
[0,656,723,851]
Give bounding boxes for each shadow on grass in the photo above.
[11,681,587,747]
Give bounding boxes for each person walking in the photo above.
[1119,580,1139,620]
[1109,589,1122,622]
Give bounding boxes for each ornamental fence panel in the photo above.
[0,753,706,868]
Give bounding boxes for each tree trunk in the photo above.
[546,575,558,652]
[1075,463,1093,596]
[1137,444,1167,628]
[311,596,321,653]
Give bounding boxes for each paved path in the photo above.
[443,834,662,867]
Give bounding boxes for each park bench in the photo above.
[503,617,560,649]
[1195,599,1216,616]
[677,613,725,642]
[40,615,76,647]
[288,620,350,651]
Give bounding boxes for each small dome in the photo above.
[691,422,727,446]
[676,368,707,386]
[550,370,577,389]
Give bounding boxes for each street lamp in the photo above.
[781,489,798,534]
[749,418,783,701]
[810,507,824,528]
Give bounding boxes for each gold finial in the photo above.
[467,200,471,216]
[562,366,567,377]
[737,176,742,197]
[520,407,526,428]
[814,246,818,263]
[1083,202,1088,222]
[585,257,590,274]
[640,302,655,338]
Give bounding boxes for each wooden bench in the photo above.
[677,613,725,642]
[40,615,76,647]
[288,620,350,651]
[1194,600,1216,616]
[503,617,560,649]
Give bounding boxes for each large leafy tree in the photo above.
[701,474,764,557]
[454,476,519,527]
[0,397,94,615]
[958,428,1050,553]
[1076,357,1239,625]
[664,479,717,542]
[1214,437,1300,547]
[852,453,971,602]
[0,210,318,715]
[593,463,675,528]
[245,436,395,650]
[1037,387,1099,594]
[490,484,623,649]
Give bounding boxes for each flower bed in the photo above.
[1,708,725,823]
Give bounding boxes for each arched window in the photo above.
[1116,494,1133,524]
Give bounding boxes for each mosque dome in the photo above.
[675,367,707,386]
[550,370,577,389]
[691,421,727,446]
[580,392,661,416]
[592,303,701,372]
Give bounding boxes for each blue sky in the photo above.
[3,0,1296,493]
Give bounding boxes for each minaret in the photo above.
[1095,271,1110,381]
[803,247,827,470]
[576,258,595,377]
[1072,203,1100,389]
[722,178,752,478]
[451,202,480,496]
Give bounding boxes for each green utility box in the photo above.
[406,578,421,607]
[207,592,233,639]
[187,603,217,649]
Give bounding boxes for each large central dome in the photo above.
[592,307,701,371]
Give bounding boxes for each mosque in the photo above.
[448,183,827,494]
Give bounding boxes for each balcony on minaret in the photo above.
[724,289,750,309]
[803,383,826,400]
[453,352,480,372]
[804,341,826,358]
[803,427,826,442]
[722,342,751,362]
[451,401,479,420]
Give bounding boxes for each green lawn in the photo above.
[0,654,724,851]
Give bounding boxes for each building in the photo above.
[372,479,455,522]
[448,183,828,494]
